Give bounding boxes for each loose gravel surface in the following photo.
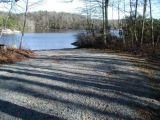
[0,49,160,120]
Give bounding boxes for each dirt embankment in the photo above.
[0,48,34,64]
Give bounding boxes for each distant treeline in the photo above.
[0,11,102,32]
[26,11,89,32]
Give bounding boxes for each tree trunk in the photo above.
[149,0,154,47]
[130,0,134,48]
[20,0,29,49]
[104,0,109,45]
[123,0,126,48]
[112,2,114,27]
[134,0,138,43]
[141,0,147,48]
[118,0,120,27]
[102,0,106,45]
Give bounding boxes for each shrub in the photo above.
[72,32,104,48]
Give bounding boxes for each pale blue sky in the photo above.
[0,0,159,19]
[27,0,84,13]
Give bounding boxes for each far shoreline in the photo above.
[24,29,84,34]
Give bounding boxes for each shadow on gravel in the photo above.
[0,75,150,110]
[0,74,159,120]
[0,51,160,120]
[2,86,134,120]
[0,67,159,100]
[0,99,64,120]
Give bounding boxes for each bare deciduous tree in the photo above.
[20,0,29,49]
[149,0,154,47]
[141,0,147,47]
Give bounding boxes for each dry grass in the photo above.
[0,48,35,64]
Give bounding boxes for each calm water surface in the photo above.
[0,32,77,50]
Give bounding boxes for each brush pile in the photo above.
[0,47,34,64]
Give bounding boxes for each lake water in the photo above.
[0,32,77,50]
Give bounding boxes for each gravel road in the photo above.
[0,49,160,120]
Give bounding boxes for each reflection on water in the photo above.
[0,32,77,50]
